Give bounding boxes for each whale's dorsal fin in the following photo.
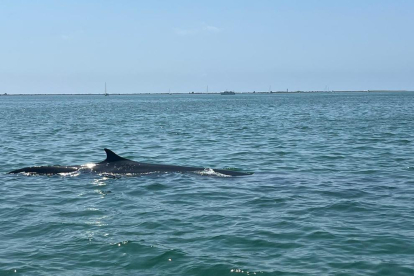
[102,148,128,163]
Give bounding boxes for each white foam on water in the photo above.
[195,168,231,177]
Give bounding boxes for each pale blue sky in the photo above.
[1,0,413,94]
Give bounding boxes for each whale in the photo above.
[8,148,253,177]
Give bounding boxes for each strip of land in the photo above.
[1,90,412,96]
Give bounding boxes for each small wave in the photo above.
[110,240,131,247]
[195,168,231,177]
[230,268,262,274]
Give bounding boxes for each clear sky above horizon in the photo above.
[1,0,413,94]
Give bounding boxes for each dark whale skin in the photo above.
[8,166,80,175]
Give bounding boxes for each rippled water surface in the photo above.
[1,93,413,275]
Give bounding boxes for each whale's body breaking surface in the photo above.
[8,148,253,177]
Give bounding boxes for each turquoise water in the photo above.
[1,92,413,275]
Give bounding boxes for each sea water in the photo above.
[0,92,413,275]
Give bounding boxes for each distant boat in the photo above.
[104,82,109,96]
[220,91,235,95]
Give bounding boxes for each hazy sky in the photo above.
[1,0,413,94]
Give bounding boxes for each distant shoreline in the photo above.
[1,90,413,96]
